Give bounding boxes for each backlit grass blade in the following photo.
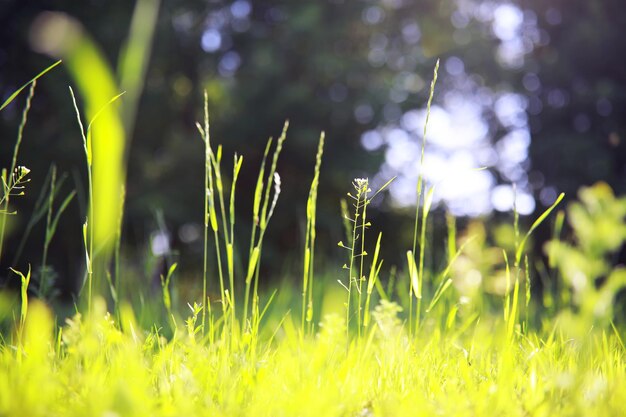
[446,212,456,265]
[503,249,511,321]
[515,192,565,266]
[363,232,383,328]
[426,279,453,313]
[369,175,396,200]
[407,250,420,299]
[412,59,439,257]
[44,189,76,248]
[117,0,160,136]
[9,265,31,328]
[0,60,61,112]
[244,137,272,328]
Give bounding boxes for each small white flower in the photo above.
[353,177,369,195]
[17,166,31,176]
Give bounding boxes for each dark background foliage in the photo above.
[1,0,624,300]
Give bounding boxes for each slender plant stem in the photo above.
[346,192,359,335]
[410,59,439,334]
[40,165,57,294]
[200,93,210,334]
[86,144,94,314]
[244,138,272,329]
[248,122,287,331]
[0,81,36,263]
[302,132,325,335]
[69,86,94,313]
[357,190,368,337]
[114,184,125,320]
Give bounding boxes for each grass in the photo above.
[1,62,626,417]
[3,299,626,417]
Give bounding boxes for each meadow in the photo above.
[1,61,626,417]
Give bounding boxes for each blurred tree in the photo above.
[1,0,625,300]
[520,0,626,202]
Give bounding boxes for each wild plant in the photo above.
[405,59,467,334]
[244,122,287,337]
[160,262,177,330]
[8,265,30,331]
[502,191,563,339]
[196,92,224,331]
[338,177,393,337]
[408,59,438,334]
[0,166,32,244]
[196,91,288,343]
[32,5,158,285]
[1,61,77,313]
[2,59,626,417]
[0,81,36,264]
[39,166,76,297]
[69,87,126,312]
[546,182,626,336]
[301,132,325,336]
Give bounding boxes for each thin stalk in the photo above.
[207,149,243,341]
[343,178,368,336]
[114,184,125,319]
[524,255,531,333]
[225,153,243,336]
[70,87,125,312]
[346,185,361,335]
[301,132,325,335]
[250,122,288,330]
[40,165,57,294]
[363,232,382,330]
[197,92,227,330]
[85,146,94,314]
[200,92,211,333]
[415,187,433,334]
[12,167,56,266]
[202,154,209,334]
[69,86,94,313]
[357,190,369,337]
[341,176,394,337]
[208,146,236,337]
[244,138,272,329]
[410,59,439,334]
[41,183,75,298]
[250,172,281,330]
[210,147,231,261]
[0,81,36,263]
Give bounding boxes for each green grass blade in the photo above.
[45,190,76,247]
[246,247,260,284]
[117,0,160,135]
[0,60,62,112]
[407,250,420,299]
[515,192,565,266]
[9,265,31,327]
[426,278,452,313]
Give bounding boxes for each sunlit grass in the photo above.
[1,297,626,416]
[1,62,626,417]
